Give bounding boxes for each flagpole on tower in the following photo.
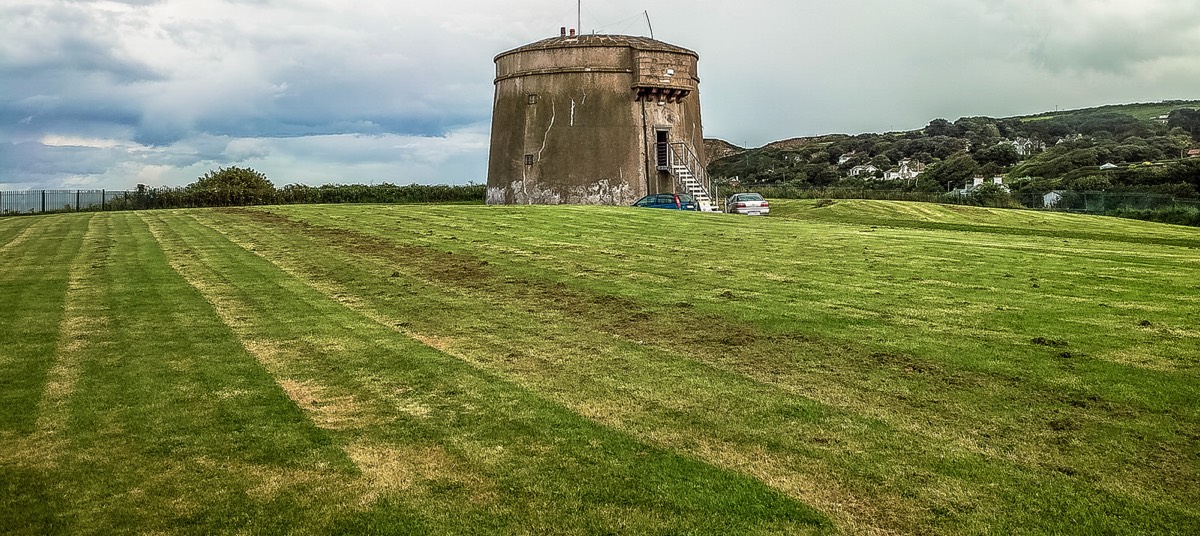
[577,0,581,35]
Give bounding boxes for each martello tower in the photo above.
[486,30,711,209]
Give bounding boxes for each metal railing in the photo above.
[1,184,488,217]
[667,142,710,209]
[0,190,127,215]
[668,142,710,196]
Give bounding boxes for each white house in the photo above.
[882,158,925,181]
[1043,190,1065,208]
[1008,137,1045,157]
[948,175,1009,198]
[848,164,879,177]
[837,152,857,165]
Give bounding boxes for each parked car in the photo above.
[725,192,770,215]
[632,193,699,211]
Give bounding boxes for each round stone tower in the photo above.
[486,31,711,208]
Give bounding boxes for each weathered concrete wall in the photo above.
[487,35,704,206]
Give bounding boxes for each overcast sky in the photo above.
[3,0,1198,190]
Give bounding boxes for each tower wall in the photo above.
[487,34,704,205]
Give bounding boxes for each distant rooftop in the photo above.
[496,34,698,61]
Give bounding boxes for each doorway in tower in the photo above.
[655,130,670,171]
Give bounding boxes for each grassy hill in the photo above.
[1019,100,1200,122]
[2,202,1198,534]
[707,100,1200,151]
[706,99,1200,199]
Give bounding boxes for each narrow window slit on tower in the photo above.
[525,154,535,165]
[528,94,538,105]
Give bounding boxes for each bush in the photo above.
[188,166,276,206]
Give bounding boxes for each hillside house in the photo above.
[883,158,925,181]
[1007,137,1045,157]
[1043,190,1065,208]
[1188,149,1200,158]
[951,175,1008,196]
[1099,162,1119,170]
[837,152,857,165]
[848,164,879,177]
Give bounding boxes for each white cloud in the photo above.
[2,0,1198,189]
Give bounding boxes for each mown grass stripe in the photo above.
[0,217,40,253]
[155,209,832,534]
[0,215,90,434]
[33,213,109,453]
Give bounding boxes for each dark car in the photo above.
[632,193,699,211]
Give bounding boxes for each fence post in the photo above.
[76,190,81,212]
[101,189,106,211]
[41,190,46,213]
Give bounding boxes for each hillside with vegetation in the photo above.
[706,100,1200,207]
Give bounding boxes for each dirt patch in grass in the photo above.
[276,378,376,431]
[345,442,496,506]
[689,440,919,535]
[1031,337,1069,347]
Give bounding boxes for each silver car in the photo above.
[725,192,770,215]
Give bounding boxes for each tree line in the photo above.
[102,167,486,211]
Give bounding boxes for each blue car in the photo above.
[632,193,699,211]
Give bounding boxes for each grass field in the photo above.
[2,200,1198,534]
[1018,100,1200,122]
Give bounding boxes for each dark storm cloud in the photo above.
[0,142,116,177]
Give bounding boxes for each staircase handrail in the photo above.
[668,141,710,199]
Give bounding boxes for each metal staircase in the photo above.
[666,142,718,211]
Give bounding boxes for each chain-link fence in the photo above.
[1038,191,1200,212]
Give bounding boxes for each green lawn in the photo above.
[2,200,1198,534]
